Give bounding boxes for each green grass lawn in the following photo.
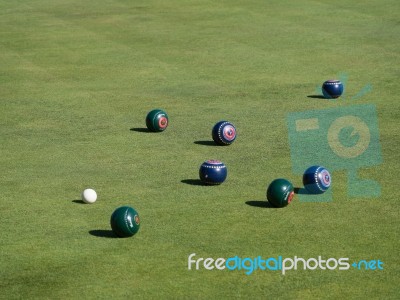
[1,0,399,298]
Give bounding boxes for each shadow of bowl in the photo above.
[294,187,310,195]
[130,127,152,133]
[194,140,217,146]
[89,230,117,238]
[181,179,206,186]
[245,200,274,208]
[72,199,85,204]
[307,95,326,99]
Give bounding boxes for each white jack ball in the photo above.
[82,188,97,204]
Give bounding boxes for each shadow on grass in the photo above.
[89,230,117,238]
[294,187,309,195]
[245,200,274,208]
[181,179,206,186]
[307,95,326,99]
[194,140,217,146]
[72,199,85,204]
[130,127,151,133]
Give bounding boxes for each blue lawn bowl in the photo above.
[322,80,343,99]
[199,160,227,185]
[212,121,237,145]
[303,165,331,194]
